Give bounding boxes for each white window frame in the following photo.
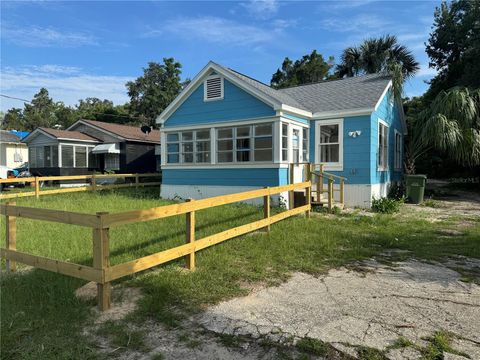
[203,75,224,102]
[315,118,343,171]
[394,129,402,171]
[378,119,389,171]
[281,122,289,162]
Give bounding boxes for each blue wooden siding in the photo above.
[309,115,372,184]
[163,168,288,187]
[165,78,276,127]
[370,90,404,184]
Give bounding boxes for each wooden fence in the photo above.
[1,181,311,311]
[0,173,161,200]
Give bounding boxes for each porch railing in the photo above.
[289,163,347,211]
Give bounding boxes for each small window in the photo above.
[292,129,300,163]
[254,123,272,162]
[105,154,120,170]
[281,123,288,161]
[319,124,340,163]
[61,145,74,167]
[204,75,223,101]
[394,131,402,170]
[166,132,180,164]
[75,146,87,168]
[302,128,309,162]
[378,121,389,170]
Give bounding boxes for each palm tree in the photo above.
[336,35,420,96]
[405,87,480,173]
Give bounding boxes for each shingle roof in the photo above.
[215,63,391,114]
[81,120,160,143]
[278,73,391,113]
[219,65,308,110]
[39,128,100,142]
[0,130,23,143]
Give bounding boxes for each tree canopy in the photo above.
[126,58,183,126]
[425,0,480,99]
[270,50,335,89]
[336,35,419,82]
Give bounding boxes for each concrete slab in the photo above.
[198,260,480,359]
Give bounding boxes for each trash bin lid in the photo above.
[406,174,427,179]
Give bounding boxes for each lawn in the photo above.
[1,187,479,359]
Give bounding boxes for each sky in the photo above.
[0,0,440,112]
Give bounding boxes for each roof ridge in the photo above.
[278,72,390,90]
[226,67,272,88]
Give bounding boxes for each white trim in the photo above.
[162,116,278,132]
[203,75,224,102]
[314,118,344,171]
[374,80,393,111]
[394,129,402,171]
[377,118,389,171]
[156,62,283,123]
[278,104,312,118]
[161,163,289,170]
[278,116,309,128]
[312,108,373,120]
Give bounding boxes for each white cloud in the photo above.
[321,0,378,11]
[241,0,280,20]
[0,65,131,111]
[1,24,97,48]
[319,14,390,33]
[144,16,279,46]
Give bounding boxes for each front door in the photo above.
[291,125,304,183]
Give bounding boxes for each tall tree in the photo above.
[405,88,480,173]
[75,98,134,125]
[22,88,57,130]
[336,35,419,95]
[270,50,335,89]
[1,108,25,130]
[425,0,480,99]
[126,58,183,127]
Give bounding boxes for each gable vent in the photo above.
[204,76,223,101]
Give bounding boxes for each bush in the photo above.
[371,196,403,214]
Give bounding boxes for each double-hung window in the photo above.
[167,130,211,164]
[302,128,309,162]
[216,123,273,163]
[166,133,180,164]
[281,123,288,161]
[292,129,300,163]
[394,130,402,170]
[317,119,343,170]
[253,123,273,161]
[195,130,211,163]
[378,120,389,170]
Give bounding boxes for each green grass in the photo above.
[1,187,479,359]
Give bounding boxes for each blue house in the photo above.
[156,62,406,208]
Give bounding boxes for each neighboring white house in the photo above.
[0,130,29,169]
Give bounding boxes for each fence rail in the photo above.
[0,173,161,200]
[1,181,311,311]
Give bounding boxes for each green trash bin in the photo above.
[405,175,427,204]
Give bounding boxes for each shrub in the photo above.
[371,196,403,214]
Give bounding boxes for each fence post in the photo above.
[263,187,270,232]
[92,173,97,192]
[93,212,110,311]
[185,199,195,270]
[135,174,140,189]
[305,182,311,218]
[5,201,16,272]
[340,178,345,206]
[34,177,40,199]
[328,176,334,212]
[289,163,295,210]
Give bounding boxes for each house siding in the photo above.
[165,78,276,127]
[370,91,404,185]
[310,115,372,185]
[162,168,287,187]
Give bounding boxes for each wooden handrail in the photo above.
[311,170,347,181]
